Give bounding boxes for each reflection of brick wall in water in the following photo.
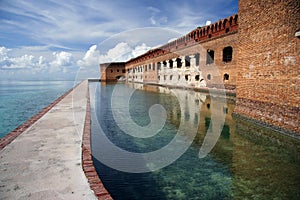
[235,0,300,134]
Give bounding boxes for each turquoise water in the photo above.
[90,82,300,200]
[0,81,75,138]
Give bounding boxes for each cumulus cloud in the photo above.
[0,46,77,80]
[132,43,151,57]
[0,42,152,80]
[78,42,151,69]
[76,42,152,79]
[0,46,45,70]
[77,45,100,69]
[52,51,74,66]
[49,51,75,73]
[99,42,132,63]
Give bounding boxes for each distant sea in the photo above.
[0,81,75,138]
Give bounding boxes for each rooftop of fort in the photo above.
[126,13,238,65]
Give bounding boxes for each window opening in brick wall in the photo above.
[224,73,229,81]
[223,46,233,62]
[185,75,189,81]
[176,57,182,68]
[169,59,173,68]
[207,74,211,80]
[185,56,190,67]
[206,50,214,64]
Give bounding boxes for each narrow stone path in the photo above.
[0,80,99,200]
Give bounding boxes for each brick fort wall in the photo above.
[235,0,300,134]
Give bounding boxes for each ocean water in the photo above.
[0,81,75,138]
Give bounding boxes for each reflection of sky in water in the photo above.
[91,82,300,200]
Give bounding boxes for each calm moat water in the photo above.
[90,82,300,200]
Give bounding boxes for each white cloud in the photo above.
[0,46,77,80]
[132,43,151,57]
[206,20,212,25]
[102,42,132,62]
[49,51,75,73]
[147,6,161,13]
[0,50,44,70]
[76,42,152,79]
[77,45,100,69]
[51,51,74,66]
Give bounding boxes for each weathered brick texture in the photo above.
[236,0,300,134]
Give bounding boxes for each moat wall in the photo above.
[235,0,300,134]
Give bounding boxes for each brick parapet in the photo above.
[126,14,238,66]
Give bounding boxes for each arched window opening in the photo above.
[206,103,210,109]
[157,62,161,70]
[224,73,229,81]
[206,49,214,64]
[176,57,182,68]
[170,75,173,80]
[195,75,200,81]
[185,75,189,81]
[163,61,167,67]
[223,46,233,62]
[185,56,190,67]
[169,59,173,68]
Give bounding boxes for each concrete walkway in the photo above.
[0,80,97,200]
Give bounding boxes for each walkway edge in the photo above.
[82,83,113,200]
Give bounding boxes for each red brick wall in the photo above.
[100,63,126,81]
[235,0,300,133]
[125,14,239,89]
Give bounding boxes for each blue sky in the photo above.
[0,0,238,80]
